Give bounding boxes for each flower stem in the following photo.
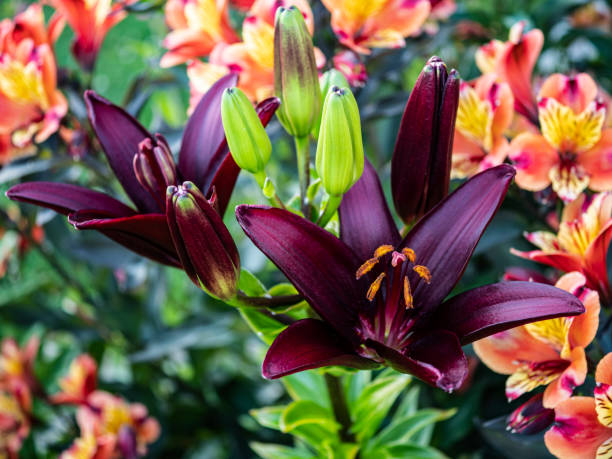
[295,136,310,217]
[317,195,342,228]
[324,373,355,443]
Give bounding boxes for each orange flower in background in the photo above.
[51,354,97,405]
[509,73,612,201]
[0,4,67,164]
[185,0,319,106]
[320,0,431,54]
[475,22,543,125]
[0,385,32,459]
[61,391,160,459]
[0,337,39,394]
[47,0,132,71]
[512,192,612,303]
[332,49,367,88]
[545,353,612,458]
[474,272,599,408]
[451,74,514,178]
[161,0,239,68]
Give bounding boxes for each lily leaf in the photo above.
[283,371,331,409]
[350,372,411,441]
[322,441,359,459]
[249,406,285,431]
[280,400,338,433]
[249,442,316,459]
[367,408,456,451]
[240,309,287,345]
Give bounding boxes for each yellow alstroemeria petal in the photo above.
[243,17,275,69]
[185,0,223,38]
[524,317,571,354]
[539,97,605,153]
[595,383,612,428]
[506,360,568,401]
[549,163,590,203]
[456,84,494,151]
[0,59,49,109]
[597,437,612,459]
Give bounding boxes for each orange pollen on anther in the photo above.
[374,245,394,258]
[402,247,416,263]
[367,272,386,301]
[403,277,413,309]
[413,265,432,283]
[356,257,380,279]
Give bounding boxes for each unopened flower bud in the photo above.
[133,135,178,210]
[391,56,460,224]
[166,182,240,300]
[221,87,272,175]
[506,393,554,435]
[274,6,321,138]
[313,70,350,138]
[315,86,364,197]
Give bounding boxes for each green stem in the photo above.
[324,373,355,443]
[295,136,310,217]
[235,291,303,309]
[318,195,342,228]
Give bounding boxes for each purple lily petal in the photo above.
[6,182,135,217]
[69,211,180,267]
[207,97,280,215]
[178,74,238,191]
[339,160,400,260]
[401,164,515,318]
[85,91,159,213]
[365,329,468,392]
[429,281,585,345]
[263,318,378,379]
[236,205,365,343]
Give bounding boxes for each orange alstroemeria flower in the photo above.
[0,4,67,164]
[320,0,431,54]
[0,384,32,459]
[0,337,40,394]
[451,74,514,178]
[161,0,239,68]
[186,0,319,106]
[50,354,97,405]
[474,272,599,408]
[509,73,612,202]
[512,192,612,303]
[545,353,612,459]
[48,0,131,71]
[475,22,543,125]
[61,391,160,459]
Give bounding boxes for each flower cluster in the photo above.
[55,355,160,459]
[452,21,612,203]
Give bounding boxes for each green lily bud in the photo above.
[221,87,272,175]
[313,69,350,139]
[315,86,364,197]
[274,6,321,138]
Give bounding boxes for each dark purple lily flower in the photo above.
[236,165,585,392]
[391,56,460,224]
[6,74,279,272]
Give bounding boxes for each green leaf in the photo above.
[239,309,287,345]
[344,370,371,407]
[384,444,448,459]
[283,371,331,408]
[393,386,420,420]
[369,409,457,451]
[238,268,267,297]
[250,406,285,431]
[250,442,316,459]
[350,373,411,441]
[280,400,338,433]
[322,441,359,459]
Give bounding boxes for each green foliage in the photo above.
[250,370,452,459]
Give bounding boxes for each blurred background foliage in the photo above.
[0,0,611,457]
